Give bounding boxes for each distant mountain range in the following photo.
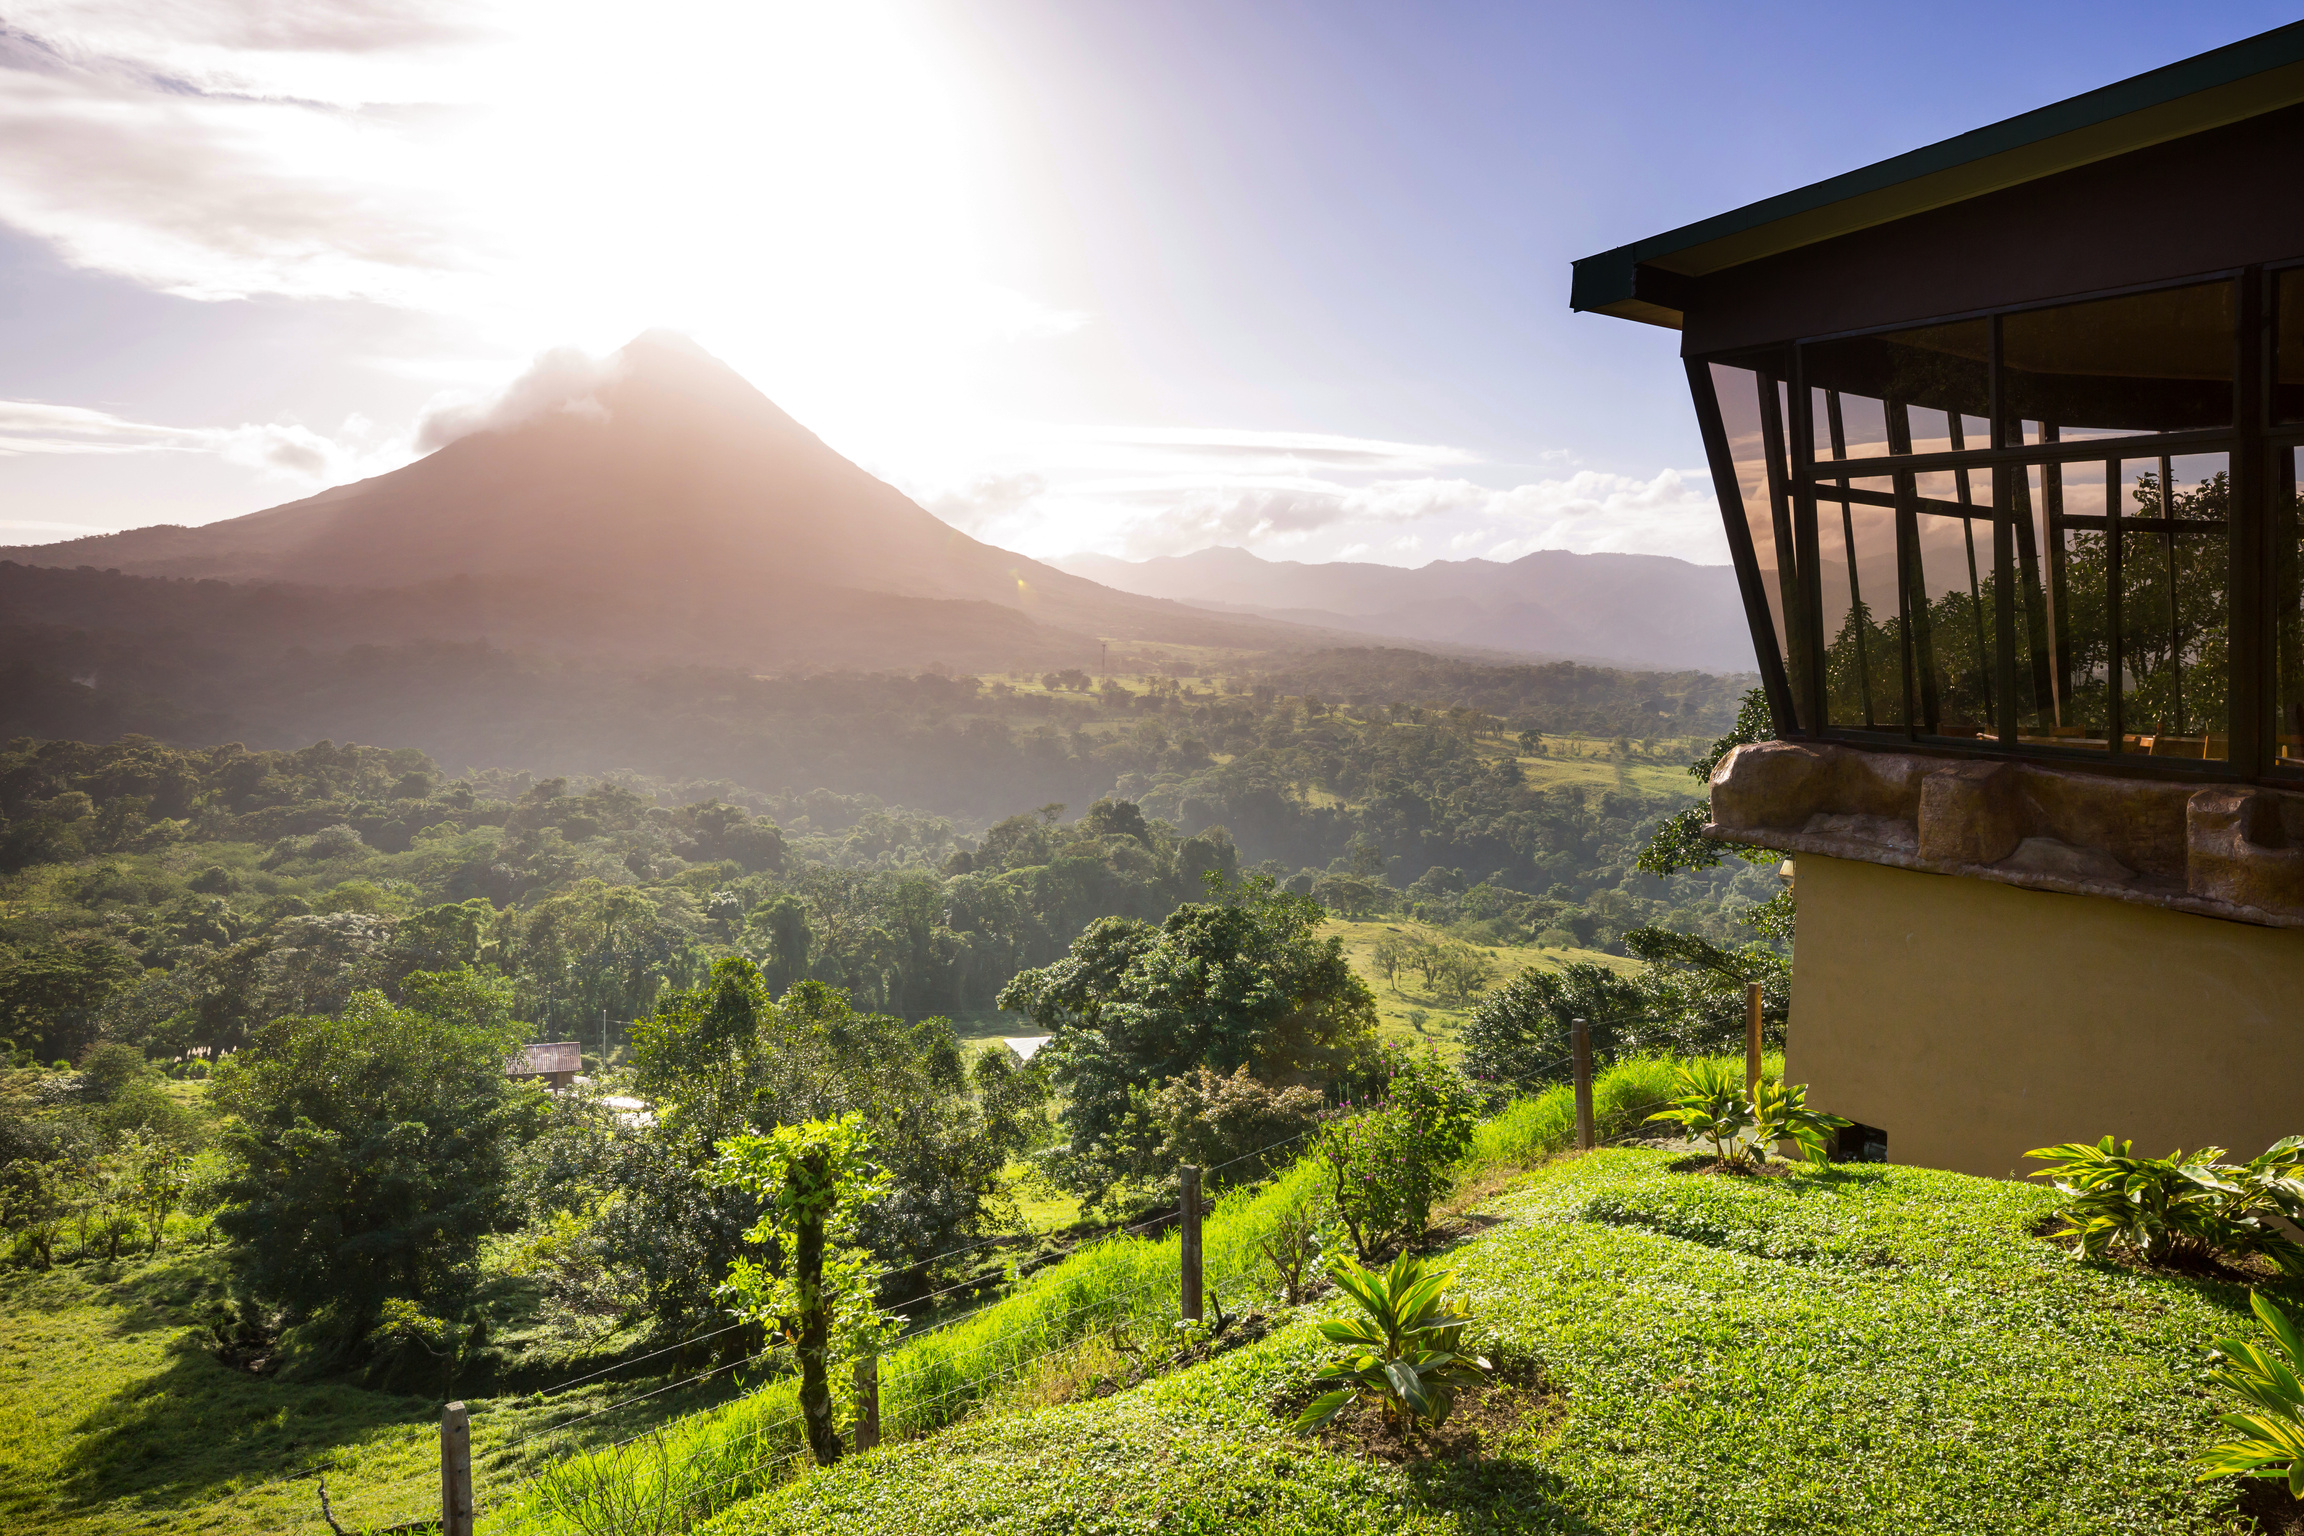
[1050,545,1754,673]
[0,333,1326,672]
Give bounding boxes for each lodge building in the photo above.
[1573,23,2304,1175]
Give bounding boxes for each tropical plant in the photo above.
[1753,1077,1849,1167]
[1296,1251,1491,1433]
[2194,1290,2304,1497]
[1646,1059,1847,1169]
[2025,1136,2304,1268]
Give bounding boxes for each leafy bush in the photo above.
[1296,1250,1490,1433]
[1315,1046,1478,1258]
[1646,1059,1846,1169]
[2025,1136,2304,1269]
[2195,1291,2304,1496]
[1150,1064,1322,1185]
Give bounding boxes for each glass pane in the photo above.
[1803,319,1989,461]
[2035,461,2112,749]
[2118,453,2229,759]
[2002,281,2234,438]
[1709,360,1805,725]
[2278,447,2304,767]
[1817,478,1907,728]
[1911,484,1998,738]
[2277,269,2304,424]
[2005,465,2057,742]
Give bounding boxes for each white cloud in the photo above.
[413,344,621,451]
[0,397,389,486]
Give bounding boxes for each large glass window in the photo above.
[1711,359,1805,726]
[1804,319,1990,461]
[2002,281,2234,439]
[1815,477,1907,729]
[1696,272,2267,771]
[2278,269,2304,424]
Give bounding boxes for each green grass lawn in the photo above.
[696,1150,2268,1536]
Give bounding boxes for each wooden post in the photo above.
[1571,1018,1595,1151]
[852,1356,880,1452]
[441,1401,473,1536]
[1745,981,1764,1096]
[1179,1164,1203,1322]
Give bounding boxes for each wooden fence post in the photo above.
[1745,981,1764,1096]
[853,1355,880,1452]
[1179,1164,1203,1323]
[1571,1018,1595,1151]
[441,1400,473,1536]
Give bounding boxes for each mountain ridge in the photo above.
[0,334,1331,668]
[1051,544,1755,672]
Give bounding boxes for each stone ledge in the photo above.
[1707,741,2304,930]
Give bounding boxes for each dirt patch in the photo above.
[2236,1477,2304,1534]
[1270,1357,1558,1465]
[1424,1211,1507,1248]
[1663,1154,1801,1180]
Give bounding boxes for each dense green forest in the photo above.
[0,661,1774,1066]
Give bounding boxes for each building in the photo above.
[1572,23,2304,1177]
[508,1040,582,1092]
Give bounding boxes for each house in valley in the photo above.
[1572,22,2304,1176]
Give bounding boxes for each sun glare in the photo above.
[383,1,1053,450]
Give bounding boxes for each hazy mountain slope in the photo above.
[1053,545,1754,672]
[0,333,1316,661]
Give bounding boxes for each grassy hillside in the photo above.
[697,1150,2266,1536]
[1324,916,1636,1056]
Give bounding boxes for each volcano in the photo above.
[0,333,1308,669]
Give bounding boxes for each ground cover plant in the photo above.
[690,1149,2279,1536]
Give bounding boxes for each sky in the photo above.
[0,1,2294,569]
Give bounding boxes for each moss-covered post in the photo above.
[1746,982,1764,1096]
[853,1355,881,1451]
[1180,1164,1203,1323]
[1572,1018,1595,1151]
[440,1401,473,1536]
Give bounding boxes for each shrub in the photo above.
[2195,1291,2304,1497]
[1316,1047,1478,1258]
[1150,1064,1322,1185]
[1296,1251,1490,1433]
[2025,1136,2304,1269]
[1646,1059,1845,1169]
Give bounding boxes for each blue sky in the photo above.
[0,1,2293,565]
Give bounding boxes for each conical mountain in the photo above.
[0,333,1302,663]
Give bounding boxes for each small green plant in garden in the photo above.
[1647,1059,1846,1169]
[2026,1136,2304,1269]
[1296,1251,1491,1434]
[2194,1291,2304,1497]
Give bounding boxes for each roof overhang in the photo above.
[1570,22,2304,330]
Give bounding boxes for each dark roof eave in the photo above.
[1570,22,2304,320]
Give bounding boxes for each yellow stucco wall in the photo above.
[1788,853,2304,1178]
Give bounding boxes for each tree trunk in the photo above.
[795,1204,843,1466]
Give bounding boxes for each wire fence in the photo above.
[265,1013,1776,1535]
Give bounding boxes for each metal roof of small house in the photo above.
[510,1041,581,1076]
[1570,22,2304,329]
